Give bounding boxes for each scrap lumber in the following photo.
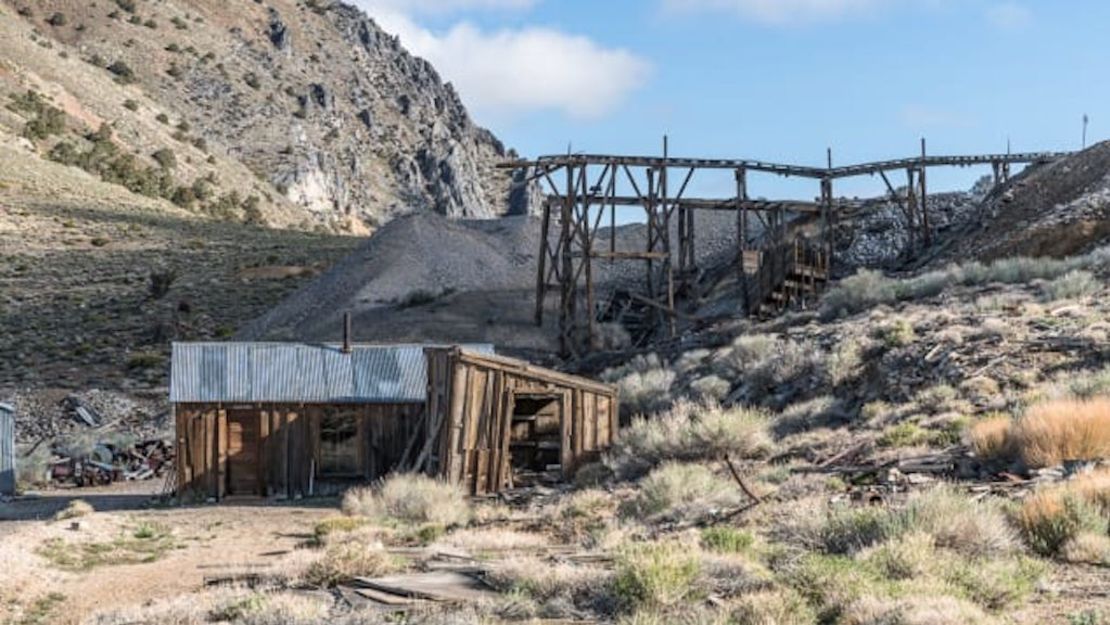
[347,571,496,603]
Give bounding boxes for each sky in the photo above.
[351,0,1104,200]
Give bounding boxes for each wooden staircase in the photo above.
[743,237,830,315]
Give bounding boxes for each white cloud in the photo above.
[985,3,1032,30]
[660,0,884,25]
[355,1,651,122]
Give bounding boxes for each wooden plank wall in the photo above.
[176,402,423,500]
[426,349,620,496]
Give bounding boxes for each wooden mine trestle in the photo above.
[499,141,1070,356]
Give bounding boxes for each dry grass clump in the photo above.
[432,528,549,553]
[601,353,677,416]
[965,398,1110,468]
[622,462,741,522]
[718,334,826,400]
[840,594,996,625]
[775,396,845,435]
[1040,269,1100,301]
[341,473,470,526]
[303,533,401,587]
[689,374,731,401]
[486,555,613,611]
[53,499,94,521]
[608,401,772,478]
[1060,531,1110,565]
[1014,468,1110,557]
[900,488,1018,558]
[777,487,1017,559]
[820,246,1110,318]
[1012,398,1110,468]
[967,415,1013,461]
[730,589,817,625]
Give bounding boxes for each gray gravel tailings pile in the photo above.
[938,140,1110,263]
[238,212,542,341]
[239,209,742,347]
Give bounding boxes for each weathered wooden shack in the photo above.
[171,343,617,499]
[419,347,619,495]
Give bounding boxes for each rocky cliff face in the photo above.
[4,0,523,230]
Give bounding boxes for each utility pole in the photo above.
[1083,114,1089,149]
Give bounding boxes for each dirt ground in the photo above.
[0,481,336,625]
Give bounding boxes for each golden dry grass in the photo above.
[967,416,1013,461]
[1015,468,1110,557]
[1012,398,1110,468]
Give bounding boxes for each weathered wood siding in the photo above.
[175,402,423,500]
[424,348,619,495]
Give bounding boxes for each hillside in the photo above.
[935,142,1110,264]
[0,0,522,231]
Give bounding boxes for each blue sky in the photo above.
[354,0,1102,199]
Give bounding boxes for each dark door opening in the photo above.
[508,395,563,487]
[226,410,260,496]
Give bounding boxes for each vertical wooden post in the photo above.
[735,167,748,313]
[581,165,596,348]
[905,168,917,252]
[821,177,834,278]
[216,408,227,500]
[534,196,551,326]
[559,165,574,355]
[645,167,657,305]
[920,138,930,245]
[661,137,676,337]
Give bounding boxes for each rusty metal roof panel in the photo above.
[170,342,493,404]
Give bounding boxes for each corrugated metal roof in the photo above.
[170,343,493,404]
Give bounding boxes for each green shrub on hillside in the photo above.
[107,60,136,84]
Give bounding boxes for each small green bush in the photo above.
[313,516,367,540]
[46,12,67,26]
[874,318,915,348]
[123,99,139,111]
[1041,270,1099,301]
[613,541,702,610]
[127,351,165,370]
[624,462,739,521]
[107,60,136,84]
[700,526,755,554]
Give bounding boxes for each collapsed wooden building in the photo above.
[171,342,618,499]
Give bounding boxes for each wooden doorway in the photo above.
[507,394,564,487]
[226,409,261,496]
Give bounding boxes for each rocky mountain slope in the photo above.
[1,0,522,231]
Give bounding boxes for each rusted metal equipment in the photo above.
[500,142,1070,355]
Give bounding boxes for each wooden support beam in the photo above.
[920,138,930,246]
